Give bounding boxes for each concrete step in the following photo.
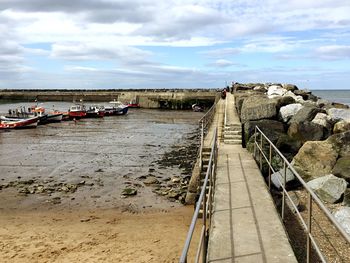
[224,139,242,145]
[223,134,242,140]
[224,130,242,135]
[224,125,241,129]
[225,123,241,128]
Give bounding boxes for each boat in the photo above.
[0,116,39,129]
[127,98,140,108]
[28,106,63,124]
[104,100,129,116]
[68,104,87,119]
[86,105,105,118]
[192,104,203,112]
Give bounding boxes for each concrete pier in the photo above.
[0,89,216,109]
[207,93,297,262]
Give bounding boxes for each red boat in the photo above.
[127,98,140,108]
[68,104,87,119]
[0,116,39,129]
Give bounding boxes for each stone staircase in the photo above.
[223,123,242,145]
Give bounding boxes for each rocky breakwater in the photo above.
[233,82,350,235]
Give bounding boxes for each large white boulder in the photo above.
[327,108,350,122]
[334,207,350,235]
[271,168,296,189]
[284,91,304,103]
[279,103,303,122]
[307,174,347,203]
[267,85,287,98]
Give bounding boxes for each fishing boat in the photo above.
[68,104,87,119]
[0,116,39,129]
[127,98,140,108]
[28,106,63,124]
[104,100,129,116]
[86,105,105,118]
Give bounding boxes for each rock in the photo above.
[332,157,350,182]
[240,95,277,123]
[327,131,350,157]
[343,189,350,206]
[276,134,302,161]
[275,96,296,110]
[331,102,349,109]
[267,85,287,98]
[121,188,137,196]
[327,108,350,122]
[334,120,350,134]
[286,191,301,213]
[287,121,324,143]
[244,119,285,144]
[316,99,330,108]
[52,197,61,204]
[271,168,295,189]
[143,176,160,185]
[171,177,181,183]
[307,174,347,203]
[283,84,298,92]
[284,91,304,103]
[334,207,350,235]
[293,141,338,181]
[289,106,325,124]
[279,103,303,123]
[293,89,312,100]
[312,112,334,137]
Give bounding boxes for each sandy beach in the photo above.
[0,206,199,263]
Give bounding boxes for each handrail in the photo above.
[180,128,218,263]
[198,101,217,171]
[253,126,350,262]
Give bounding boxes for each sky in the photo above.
[0,0,350,90]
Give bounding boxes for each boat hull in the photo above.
[0,116,39,129]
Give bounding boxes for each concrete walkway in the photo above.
[207,93,297,263]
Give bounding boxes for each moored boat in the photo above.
[105,100,129,116]
[0,116,39,129]
[86,105,105,118]
[68,104,87,119]
[127,98,140,108]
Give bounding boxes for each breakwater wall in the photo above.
[0,89,217,109]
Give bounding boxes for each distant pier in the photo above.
[0,89,217,109]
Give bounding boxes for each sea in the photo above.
[312,90,350,106]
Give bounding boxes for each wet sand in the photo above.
[0,105,202,262]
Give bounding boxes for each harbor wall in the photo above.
[0,89,217,109]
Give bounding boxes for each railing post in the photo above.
[282,161,286,220]
[259,132,263,170]
[200,121,204,171]
[307,192,312,263]
[268,144,272,190]
[254,126,257,159]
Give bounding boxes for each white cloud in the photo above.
[208,59,235,68]
[315,45,350,59]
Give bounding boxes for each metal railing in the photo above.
[198,102,217,171]
[180,128,218,263]
[253,126,350,263]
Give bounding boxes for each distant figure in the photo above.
[73,118,77,125]
[221,89,227,99]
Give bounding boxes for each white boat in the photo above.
[104,100,129,116]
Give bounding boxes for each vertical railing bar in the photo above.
[268,144,272,190]
[282,161,286,220]
[259,131,263,170]
[307,192,312,263]
[195,226,205,263]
